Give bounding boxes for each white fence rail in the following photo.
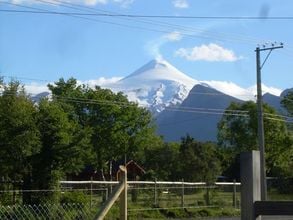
[60,180,241,186]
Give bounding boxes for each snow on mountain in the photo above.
[109,58,199,114]
[105,58,283,114]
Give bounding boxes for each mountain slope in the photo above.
[263,93,283,113]
[156,84,243,142]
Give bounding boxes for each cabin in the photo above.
[115,160,146,181]
[68,160,146,181]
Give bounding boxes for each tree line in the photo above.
[0,77,292,204]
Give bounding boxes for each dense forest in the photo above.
[0,77,292,204]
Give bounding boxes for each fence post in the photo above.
[119,166,127,220]
[154,178,158,206]
[106,188,109,201]
[181,179,185,208]
[204,182,211,206]
[240,151,261,220]
[90,177,93,209]
[95,165,127,220]
[233,179,237,209]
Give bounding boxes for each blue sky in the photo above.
[0,0,293,93]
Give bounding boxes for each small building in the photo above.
[115,160,146,181]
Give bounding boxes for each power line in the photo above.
[188,91,256,98]
[0,91,251,113]
[0,6,246,43]
[264,112,290,118]
[0,75,261,100]
[164,107,249,117]
[166,106,249,113]
[2,75,50,83]
[2,0,293,50]
[264,116,293,123]
[2,9,293,20]
[0,1,284,46]
[0,91,251,114]
[49,0,268,45]
[0,2,181,35]
[1,91,293,123]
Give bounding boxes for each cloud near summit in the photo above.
[146,31,183,60]
[175,43,242,62]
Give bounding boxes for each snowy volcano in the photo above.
[106,58,282,114]
[110,59,198,114]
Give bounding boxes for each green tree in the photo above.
[0,80,40,203]
[142,142,180,180]
[217,101,292,177]
[279,91,293,177]
[48,78,159,178]
[282,91,293,115]
[32,99,92,203]
[179,135,221,183]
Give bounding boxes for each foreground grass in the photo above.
[104,203,240,219]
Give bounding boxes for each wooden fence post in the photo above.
[233,179,237,209]
[154,178,158,206]
[95,165,127,220]
[181,179,185,208]
[119,166,127,220]
[90,177,93,209]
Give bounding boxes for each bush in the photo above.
[60,191,89,204]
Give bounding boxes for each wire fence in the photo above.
[0,203,95,220]
[0,180,291,219]
[0,181,241,219]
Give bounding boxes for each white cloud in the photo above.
[163,31,182,42]
[25,82,50,95]
[200,81,282,101]
[79,77,122,88]
[201,80,255,101]
[175,43,241,62]
[172,0,189,9]
[247,84,282,97]
[24,77,122,95]
[146,31,183,60]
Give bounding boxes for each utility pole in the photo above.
[255,42,283,201]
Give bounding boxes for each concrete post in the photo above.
[240,151,261,220]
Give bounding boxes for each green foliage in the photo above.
[48,78,159,173]
[36,99,92,174]
[142,135,221,182]
[0,77,162,204]
[28,99,93,203]
[60,191,89,204]
[179,135,221,183]
[217,101,292,177]
[282,91,293,116]
[142,142,180,180]
[0,80,40,184]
